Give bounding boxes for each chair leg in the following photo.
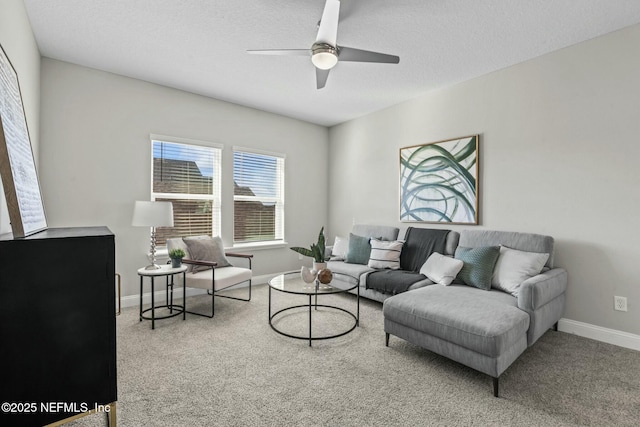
[493,377,499,397]
[214,257,252,303]
[213,279,252,302]
[185,289,215,318]
[385,333,390,347]
[187,280,251,319]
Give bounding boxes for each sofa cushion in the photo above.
[327,259,375,281]
[352,224,399,241]
[345,233,372,265]
[459,229,555,269]
[492,246,549,296]
[420,252,464,286]
[408,278,436,290]
[366,270,427,294]
[383,285,529,357]
[368,239,403,269]
[454,246,500,290]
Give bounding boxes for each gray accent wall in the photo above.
[38,59,329,299]
[0,0,41,235]
[328,24,640,336]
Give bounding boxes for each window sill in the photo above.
[231,241,289,251]
[153,241,288,259]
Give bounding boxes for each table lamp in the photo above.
[132,201,174,270]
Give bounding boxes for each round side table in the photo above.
[138,264,188,329]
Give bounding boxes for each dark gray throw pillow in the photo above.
[183,235,231,273]
[345,233,372,265]
[454,246,500,290]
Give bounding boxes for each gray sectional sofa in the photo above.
[326,224,568,397]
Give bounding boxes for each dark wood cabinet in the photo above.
[0,227,117,426]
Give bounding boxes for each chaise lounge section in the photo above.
[325,224,567,396]
[383,229,567,396]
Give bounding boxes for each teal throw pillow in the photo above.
[454,246,500,290]
[345,233,372,265]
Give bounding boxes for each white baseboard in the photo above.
[120,273,275,309]
[558,318,640,351]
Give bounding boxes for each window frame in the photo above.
[150,134,223,247]
[232,146,286,247]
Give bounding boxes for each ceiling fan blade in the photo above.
[338,46,400,64]
[316,0,340,46]
[246,49,309,56]
[316,68,330,89]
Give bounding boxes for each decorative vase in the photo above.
[316,268,333,284]
[301,266,316,283]
[312,262,327,273]
[171,258,182,268]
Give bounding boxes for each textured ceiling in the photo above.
[23,0,640,127]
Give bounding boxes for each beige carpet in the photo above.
[70,284,640,426]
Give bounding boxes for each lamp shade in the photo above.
[132,201,174,227]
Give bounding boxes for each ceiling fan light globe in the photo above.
[312,51,338,70]
[311,43,338,70]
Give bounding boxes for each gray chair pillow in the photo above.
[183,236,231,273]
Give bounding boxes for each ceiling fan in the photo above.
[247,0,400,89]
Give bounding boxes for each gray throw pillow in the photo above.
[183,236,231,273]
[454,246,500,290]
[345,233,372,265]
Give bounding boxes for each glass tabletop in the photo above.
[268,271,358,295]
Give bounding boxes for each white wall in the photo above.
[328,24,640,336]
[39,59,329,298]
[0,0,41,235]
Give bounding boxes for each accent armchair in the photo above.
[166,236,253,318]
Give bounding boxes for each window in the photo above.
[151,135,222,246]
[233,147,285,244]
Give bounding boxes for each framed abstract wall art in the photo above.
[0,44,47,237]
[400,135,479,225]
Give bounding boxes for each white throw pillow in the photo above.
[491,246,550,296]
[330,236,349,260]
[368,239,403,269]
[420,252,464,286]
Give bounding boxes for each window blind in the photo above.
[151,138,221,246]
[233,149,285,244]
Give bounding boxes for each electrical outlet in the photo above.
[614,296,627,312]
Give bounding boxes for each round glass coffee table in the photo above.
[268,271,359,346]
